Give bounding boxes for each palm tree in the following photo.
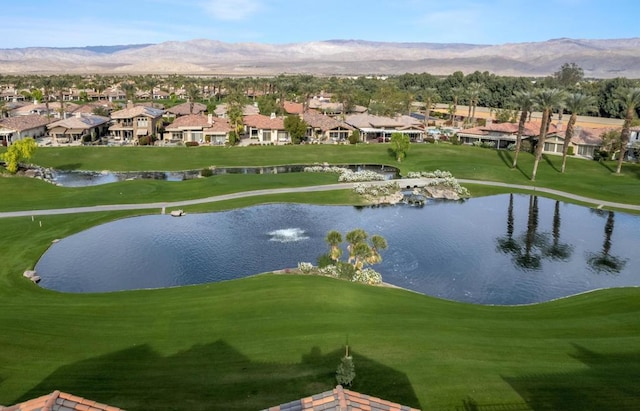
[449,86,464,126]
[561,93,596,173]
[613,87,640,174]
[366,235,388,265]
[421,87,440,129]
[345,229,368,267]
[121,82,136,104]
[186,83,201,114]
[511,91,535,168]
[325,230,343,263]
[531,88,566,181]
[466,82,484,127]
[39,76,53,120]
[52,75,72,118]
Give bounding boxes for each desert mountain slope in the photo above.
[1,38,638,78]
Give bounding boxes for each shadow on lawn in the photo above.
[13,341,420,411]
[497,150,530,179]
[502,344,640,411]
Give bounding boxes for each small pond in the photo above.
[35,194,640,305]
[50,164,399,187]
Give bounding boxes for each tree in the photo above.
[531,88,566,181]
[336,346,355,386]
[466,82,485,126]
[1,138,37,173]
[346,229,368,267]
[52,75,72,118]
[325,230,343,263]
[561,93,597,173]
[186,83,201,114]
[449,86,465,125]
[420,87,440,128]
[348,129,360,145]
[283,115,308,144]
[553,63,584,90]
[613,87,640,174]
[511,91,535,168]
[390,132,410,162]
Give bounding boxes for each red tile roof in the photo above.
[558,126,610,146]
[243,114,285,130]
[303,110,354,132]
[262,385,420,411]
[165,114,211,130]
[166,102,207,116]
[0,114,50,132]
[1,390,124,411]
[460,121,557,137]
[284,101,304,115]
[205,117,233,133]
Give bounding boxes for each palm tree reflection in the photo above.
[587,211,627,274]
[545,201,573,261]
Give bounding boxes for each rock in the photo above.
[23,270,37,279]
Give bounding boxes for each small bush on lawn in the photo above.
[185,141,199,147]
[200,168,213,177]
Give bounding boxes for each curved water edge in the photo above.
[24,164,400,187]
[34,195,640,305]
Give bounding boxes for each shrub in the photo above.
[349,130,360,145]
[520,140,532,153]
[424,137,436,144]
[297,262,314,274]
[185,141,199,147]
[567,146,575,156]
[317,253,334,268]
[200,168,213,177]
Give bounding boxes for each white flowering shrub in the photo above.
[297,262,314,274]
[352,268,383,285]
[352,181,400,198]
[318,265,340,278]
[304,165,385,182]
[405,170,470,198]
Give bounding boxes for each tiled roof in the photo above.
[71,102,116,114]
[110,105,164,119]
[459,121,556,137]
[303,110,354,132]
[1,390,124,411]
[262,385,420,411]
[214,103,260,117]
[243,114,285,130]
[284,101,304,114]
[166,102,207,116]
[345,113,421,129]
[558,126,610,146]
[205,117,233,133]
[47,115,110,130]
[165,114,211,130]
[0,114,50,131]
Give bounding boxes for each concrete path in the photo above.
[1,178,638,219]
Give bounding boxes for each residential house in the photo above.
[70,101,116,116]
[165,101,207,118]
[345,113,424,142]
[0,114,50,146]
[214,103,260,118]
[262,385,420,411]
[302,110,354,142]
[567,127,608,159]
[629,126,640,160]
[244,113,289,144]
[1,390,124,411]
[284,101,304,115]
[164,113,232,145]
[456,121,558,149]
[47,113,110,144]
[108,103,164,144]
[10,102,60,118]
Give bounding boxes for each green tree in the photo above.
[345,229,368,267]
[449,86,465,125]
[553,63,584,90]
[348,129,360,145]
[283,115,308,144]
[336,346,355,386]
[390,132,410,162]
[420,87,440,128]
[186,83,201,114]
[325,230,343,263]
[561,93,597,173]
[1,138,37,173]
[466,82,485,126]
[613,87,640,174]
[531,88,566,181]
[511,91,535,168]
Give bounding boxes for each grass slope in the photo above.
[1,145,639,410]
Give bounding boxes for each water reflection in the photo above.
[587,210,628,274]
[34,196,640,305]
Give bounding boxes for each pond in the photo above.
[35,194,640,305]
[50,164,399,187]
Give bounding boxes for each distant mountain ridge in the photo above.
[1,38,639,78]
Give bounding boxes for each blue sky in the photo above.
[2,0,638,48]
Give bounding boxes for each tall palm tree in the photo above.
[121,82,136,104]
[449,86,465,125]
[366,235,388,265]
[186,83,201,114]
[466,82,484,127]
[531,88,566,181]
[421,87,440,129]
[52,75,72,118]
[613,87,640,174]
[325,230,343,263]
[39,76,53,120]
[345,229,367,267]
[511,91,535,168]
[561,93,597,173]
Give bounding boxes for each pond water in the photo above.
[50,164,399,187]
[35,194,640,305]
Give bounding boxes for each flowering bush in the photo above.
[297,262,314,274]
[405,170,470,198]
[472,141,496,149]
[304,166,385,182]
[352,268,383,285]
[353,181,400,197]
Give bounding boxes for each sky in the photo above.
[2,0,638,48]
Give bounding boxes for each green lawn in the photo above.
[1,145,639,410]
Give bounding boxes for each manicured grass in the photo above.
[15,144,640,205]
[1,146,639,410]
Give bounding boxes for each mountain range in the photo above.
[1,38,639,78]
